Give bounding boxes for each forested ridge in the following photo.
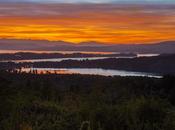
[0,71,175,130]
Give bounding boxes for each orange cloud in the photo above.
[0,4,175,44]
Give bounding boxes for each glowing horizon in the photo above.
[0,3,175,44]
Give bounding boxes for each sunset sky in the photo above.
[0,0,175,44]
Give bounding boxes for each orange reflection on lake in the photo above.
[0,50,116,55]
[16,67,162,78]
[19,68,75,75]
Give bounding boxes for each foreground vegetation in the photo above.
[0,71,175,130]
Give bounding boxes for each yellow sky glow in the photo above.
[0,4,175,44]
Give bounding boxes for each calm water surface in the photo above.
[0,50,117,54]
[20,68,162,78]
[10,56,135,63]
[0,50,159,63]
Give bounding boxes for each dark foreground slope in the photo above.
[0,71,175,130]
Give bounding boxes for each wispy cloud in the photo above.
[0,3,174,43]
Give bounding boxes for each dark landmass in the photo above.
[0,39,175,53]
[27,54,175,74]
[0,54,175,75]
[0,71,175,130]
[0,52,135,61]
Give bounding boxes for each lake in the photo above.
[19,68,162,78]
[9,56,135,63]
[0,50,159,63]
[0,50,117,54]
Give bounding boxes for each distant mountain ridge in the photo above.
[0,39,175,54]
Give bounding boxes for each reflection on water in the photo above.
[0,50,159,56]
[0,50,117,54]
[0,50,160,63]
[7,54,159,63]
[19,68,162,78]
[137,54,160,57]
[10,56,135,63]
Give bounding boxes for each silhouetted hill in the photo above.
[0,39,175,53]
